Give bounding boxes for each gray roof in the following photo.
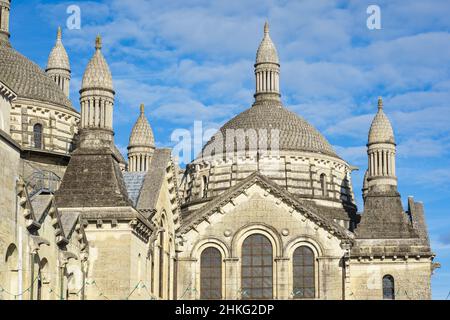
[0,41,74,110]
[201,99,339,158]
[136,148,172,212]
[55,146,132,208]
[355,189,417,239]
[112,143,126,164]
[123,172,147,206]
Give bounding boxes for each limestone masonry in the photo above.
[0,2,438,300]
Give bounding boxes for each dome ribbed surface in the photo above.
[129,110,155,148]
[81,47,113,91]
[0,42,73,109]
[46,29,70,71]
[256,23,279,64]
[368,108,395,145]
[202,100,339,158]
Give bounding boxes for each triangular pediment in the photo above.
[180,172,353,241]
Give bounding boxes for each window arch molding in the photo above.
[231,224,281,299]
[285,239,322,300]
[192,238,230,261]
[231,223,282,258]
[285,237,323,258]
[192,239,229,300]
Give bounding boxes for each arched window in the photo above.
[200,247,222,299]
[320,174,327,196]
[5,244,19,298]
[33,123,43,149]
[202,175,208,198]
[383,275,395,300]
[241,234,273,299]
[158,222,164,298]
[292,246,315,299]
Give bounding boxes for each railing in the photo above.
[24,163,61,198]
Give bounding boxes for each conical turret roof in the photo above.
[46,27,70,72]
[81,35,113,91]
[368,97,395,145]
[256,22,279,65]
[129,104,155,148]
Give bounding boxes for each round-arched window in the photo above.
[292,246,315,299]
[241,234,273,299]
[33,123,43,149]
[382,275,395,300]
[200,247,222,299]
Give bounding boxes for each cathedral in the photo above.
[0,1,438,300]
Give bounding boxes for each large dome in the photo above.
[0,42,74,110]
[202,99,339,158]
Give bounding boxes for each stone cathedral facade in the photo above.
[0,2,438,300]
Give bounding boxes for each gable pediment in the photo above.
[180,172,353,241]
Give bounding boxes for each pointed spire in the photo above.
[128,103,155,172]
[366,96,397,192]
[46,26,71,97]
[46,26,70,71]
[95,35,102,50]
[264,21,269,34]
[57,26,62,41]
[81,35,113,91]
[369,96,394,145]
[254,22,280,101]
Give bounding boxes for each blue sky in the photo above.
[8,0,450,299]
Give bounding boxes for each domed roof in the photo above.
[202,100,339,158]
[256,22,279,65]
[46,27,70,72]
[81,36,113,91]
[0,41,74,109]
[368,98,395,145]
[128,104,155,148]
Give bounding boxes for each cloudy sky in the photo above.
[8,0,450,298]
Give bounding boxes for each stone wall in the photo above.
[10,99,79,155]
[348,258,432,299]
[0,135,20,299]
[177,182,348,300]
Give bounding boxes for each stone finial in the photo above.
[264,21,269,34]
[57,26,62,41]
[95,35,102,50]
[378,96,383,110]
[140,103,145,114]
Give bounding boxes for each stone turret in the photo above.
[127,104,155,172]
[46,27,71,98]
[366,97,397,193]
[254,22,280,102]
[0,0,11,43]
[55,35,130,208]
[79,35,115,149]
